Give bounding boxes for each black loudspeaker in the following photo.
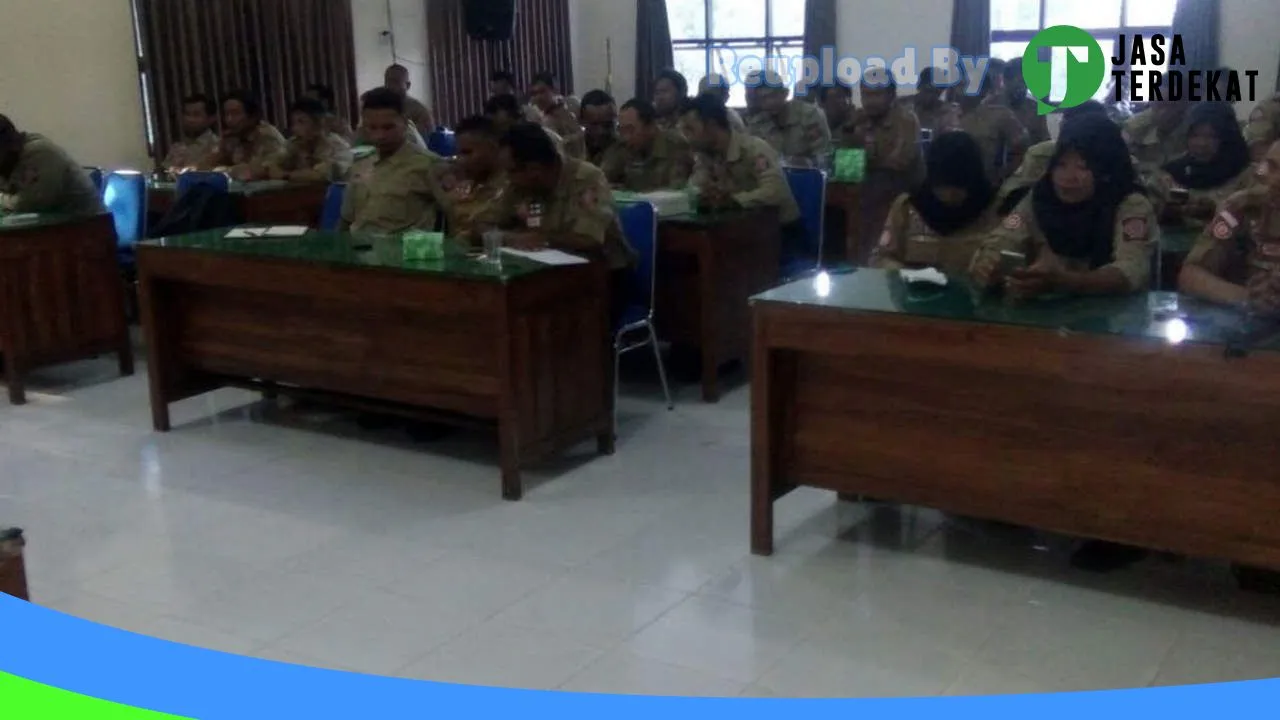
[463,0,517,41]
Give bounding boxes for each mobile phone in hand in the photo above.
[998,250,1028,276]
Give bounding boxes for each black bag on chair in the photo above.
[149,185,244,238]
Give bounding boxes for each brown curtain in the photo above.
[427,0,574,127]
[635,0,673,102]
[803,0,837,83]
[1171,0,1219,72]
[949,0,991,59]
[136,0,357,160]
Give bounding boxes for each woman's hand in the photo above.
[1006,252,1067,301]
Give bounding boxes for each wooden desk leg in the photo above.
[750,320,775,556]
[138,275,171,432]
[499,423,523,501]
[5,362,26,406]
[117,332,135,378]
[699,244,721,404]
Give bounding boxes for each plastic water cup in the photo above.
[482,230,504,265]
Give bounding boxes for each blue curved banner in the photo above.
[0,594,1276,718]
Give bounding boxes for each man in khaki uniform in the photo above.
[653,69,690,133]
[206,91,288,180]
[267,98,354,183]
[954,81,1029,187]
[384,64,436,137]
[162,93,219,172]
[745,70,832,167]
[1245,95,1280,161]
[1123,100,1190,176]
[601,99,694,191]
[697,75,748,132]
[579,90,619,167]
[997,59,1050,145]
[816,85,854,139]
[529,72,586,160]
[434,115,508,236]
[304,84,356,144]
[838,68,922,178]
[339,88,447,234]
[0,115,103,217]
[899,68,961,135]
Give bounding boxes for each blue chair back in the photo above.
[427,128,457,158]
[784,166,826,262]
[84,167,105,193]
[616,201,659,325]
[177,171,230,199]
[102,171,147,258]
[319,183,346,231]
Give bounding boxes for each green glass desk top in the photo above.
[141,229,550,281]
[0,211,99,233]
[752,268,1280,351]
[147,178,298,196]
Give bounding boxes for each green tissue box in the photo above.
[402,231,445,261]
[833,148,866,183]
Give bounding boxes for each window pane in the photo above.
[673,47,713,94]
[724,44,768,107]
[1045,0,1121,30]
[711,0,765,39]
[991,0,1041,31]
[1125,0,1176,27]
[991,41,1030,61]
[668,0,706,41]
[1045,38,1114,102]
[769,1,805,37]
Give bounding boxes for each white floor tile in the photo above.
[397,619,606,690]
[493,571,688,646]
[560,648,745,697]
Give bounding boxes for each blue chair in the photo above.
[84,167,105,193]
[102,171,147,266]
[782,166,827,280]
[427,128,457,158]
[614,201,673,421]
[319,183,346,231]
[176,171,231,198]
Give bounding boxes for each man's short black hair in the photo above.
[385,63,410,80]
[655,68,689,98]
[484,93,522,117]
[182,93,216,116]
[306,83,336,107]
[455,114,497,138]
[581,90,615,109]
[620,98,657,124]
[816,84,852,103]
[290,97,328,120]
[0,114,17,141]
[919,68,936,87]
[1003,58,1023,80]
[531,71,557,89]
[362,87,405,115]
[491,70,517,86]
[989,58,1008,75]
[221,90,262,117]
[680,93,731,130]
[501,122,561,166]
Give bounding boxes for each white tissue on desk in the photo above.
[899,267,949,287]
[631,190,691,217]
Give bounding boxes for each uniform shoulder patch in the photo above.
[1251,107,1265,123]
[580,186,599,209]
[1003,213,1024,230]
[754,155,770,173]
[878,229,892,248]
[1122,217,1148,240]
[1212,217,1234,241]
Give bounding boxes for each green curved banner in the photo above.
[0,672,189,719]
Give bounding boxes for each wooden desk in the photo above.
[751,269,1280,574]
[0,529,27,601]
[0,213,133,404]
[655,210,780,402]
[138,231,612,500]
[148,180,328,226]
[825,182,862,264]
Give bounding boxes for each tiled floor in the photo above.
[4,354,1280,697]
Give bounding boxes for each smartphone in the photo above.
[1170,187,1191,204]
[998,250,1028,276]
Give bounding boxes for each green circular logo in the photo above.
[1022,25,1107,116]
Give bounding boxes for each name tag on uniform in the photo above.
[526,202,544,229]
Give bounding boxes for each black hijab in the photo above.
[1162,101,1251,190]
[908,131,994,235]
[1031,115,1141,269]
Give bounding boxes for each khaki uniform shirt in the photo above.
[587,134,617,168]
[404,96,436,135]
[211,122,288,170]
[435,162,508,235]
[325,115,356,144]
[0,133,104,217]
[900,97,961,135]
[599,130,694,192]
[989,94,1051,145]
[746,100,832,165]
[972,192,1158,292]
[1150,166,1254,229]
[1245,96,1280,158]
[355,123,426,150]
[837,104,923,182]
[870,193,1000,277]
[339,142,445,234]
[540,102,586,160]
[1185,186,1280,285]
[689,131,800,225]
[269,133,355,182]
[163,130,219,171]
[1123,111,1188,177]
[959,103,1028,186]
[478,158,637,270]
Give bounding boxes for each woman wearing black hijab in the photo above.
[870,131,998,276]
[1153,101,1253,229]
[972,114,1160,301]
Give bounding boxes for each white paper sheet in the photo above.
[499,248,589,266]
[224,226,310,239]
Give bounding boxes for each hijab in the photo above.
[997,101,1110,216]
[908,131,994,235]
[1162,101,1251,189]
[1031,114,1142,269]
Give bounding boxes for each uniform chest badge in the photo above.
[1003,213,1024,230]
[1122,218,1148,241]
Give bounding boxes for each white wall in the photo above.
[351,0,430,100]
[0,0,150,169]
[573,0,637,100]
[1219,0,1280,120]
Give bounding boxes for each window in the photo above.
[991,0,1176,102]
[668,0,806,108]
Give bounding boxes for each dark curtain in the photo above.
[1171,0,1219,71]
[949,0,991,59]
[803,0,837,84]
[635,0,673,102]
[427,0,574,127]
[136,0,357,161]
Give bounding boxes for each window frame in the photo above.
[670,0,805,91]
[990,0,1174,74]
